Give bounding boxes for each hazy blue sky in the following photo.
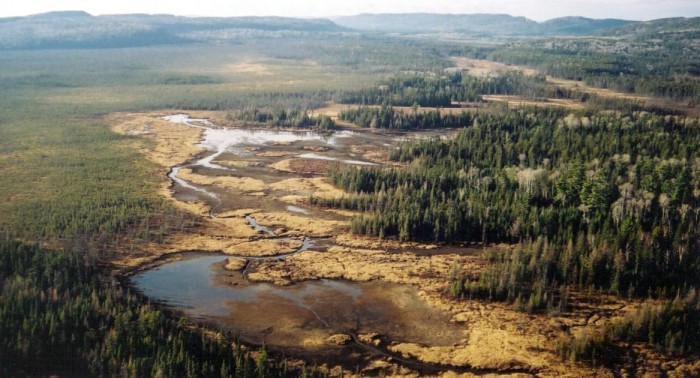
[2,0,699,21]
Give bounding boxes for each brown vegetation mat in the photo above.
[268,176,347,198]
[178,168,267,192]
[482,95,585,110]
[270,158,337,175]
[547,77,652,101]
[449,57,539,77]
[248,211,345,237]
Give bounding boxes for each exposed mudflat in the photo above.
[110,111,698,377]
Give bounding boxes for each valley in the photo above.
[1,8,699,378]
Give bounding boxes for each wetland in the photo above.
[117,112,488,374]
[4,13,699,376]
[112,102,700,376]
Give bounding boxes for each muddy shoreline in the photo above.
[132,253,447,371]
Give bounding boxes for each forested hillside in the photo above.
[0,11,348,49]
[332,13,633,36]
[480,18,700,104]
[337,71,585,107]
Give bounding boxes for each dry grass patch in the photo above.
[178,168,266,192]
[351,144,389,163]
[161,233,301,257]
[334,233,438,251]
[449,57,538,77]
[547,77,652,102]
[450,58,654,107]
[387,301,610,377]
[389,104,480,115]
[268,176,347,198]
[224,238,303,256]
[250,211,346,237]
[224,257,247,271]
[216,208,260,218]
[250,244,479,288]
[269,158,335,175]
[256,150,296,157]
[482,95,585,110]
[312,102,356,119]
[226,61,272,75]
[108,112,205,168]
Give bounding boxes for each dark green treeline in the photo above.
[313,107,700,301]
[337,71,586,107]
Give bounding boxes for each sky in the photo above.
[1,0,699,22]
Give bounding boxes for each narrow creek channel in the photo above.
[162,114,377,218]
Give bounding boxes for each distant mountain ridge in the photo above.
[539,16,632,35]
[599,16,700,37]
[0,11,697,50]
[333,13,539,35]
[332,13,635,36]
[0,11,348,49]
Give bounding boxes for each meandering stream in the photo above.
[162,114,377,218]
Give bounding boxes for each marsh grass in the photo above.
[0,38,449,245]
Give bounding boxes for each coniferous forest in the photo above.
[313,106,700,360]
[337,71,585,107]
[0,239,302,377]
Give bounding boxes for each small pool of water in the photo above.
[132,254,359,319]
[245,215,276,235]
[131,253,465,362]
[286,205,309,214]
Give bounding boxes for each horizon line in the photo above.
[3,9,696,23]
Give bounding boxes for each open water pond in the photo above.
[131,253,465,363]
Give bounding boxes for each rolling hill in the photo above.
[332,13,635,36]
[0,11,348,49]
[2,11,697,50]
